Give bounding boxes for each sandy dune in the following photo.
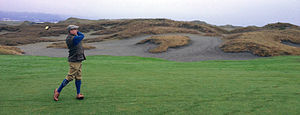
[17,33,259,62]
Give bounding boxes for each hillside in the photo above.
[1,18,300,58]
[221,23,300,56]
[0,18,228,46]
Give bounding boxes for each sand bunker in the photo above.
[16,34,258,62]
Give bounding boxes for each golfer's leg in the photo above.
[57,79,70,93]
[58,62,76,93]
[75,79,81,94]
[75,62,82,94]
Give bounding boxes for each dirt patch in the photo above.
[220,29,300,56]
[0,45,24,55]
[136,35,190,53]
[46,42,96,50]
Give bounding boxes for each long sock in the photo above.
[57,79,70,93]
[75,80,81,94]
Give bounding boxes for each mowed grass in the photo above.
[0,55,300,114]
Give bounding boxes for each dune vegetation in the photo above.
[1,18,300,57]
[0,45,24,55]
[221,23,300,56]
[0,18,227,46]
[136,35,190,53]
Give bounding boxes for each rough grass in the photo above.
[0,26,20,32]
[0,25,58,46]
[136,35,190,53]
[84,18,227,43]
[0,45,24,55]
[218,24,243,31]
[115,27,201,39]
[2,18,300,58]
[84,27,201,43]
[90,19,226,36]
[0,37,57,46]
[263,22,300,30]
[57,17,101,24]
[46,42,96,50]
[0,18,227,46]
[229,22,300,34]
[1,55,300,114]
[220,29,300,56]
[229,26,262,33]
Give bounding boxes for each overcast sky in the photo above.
[0,0,299,26]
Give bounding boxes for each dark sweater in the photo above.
[66,31,86,62]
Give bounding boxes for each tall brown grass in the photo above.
[1,19,227,46]
[0,45,24,55]
[220,29,300,56]
[136,35,190,53]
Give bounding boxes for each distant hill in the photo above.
[0,21,23,26]
[57,17,107,24]
[0,11,68,23]
[190,20,208,25]
[218,24,243,31]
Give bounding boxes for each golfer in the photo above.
[53,25,86,101]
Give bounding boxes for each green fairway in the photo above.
[0,55,300,114]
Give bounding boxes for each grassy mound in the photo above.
[85,19,227,42]
[0,37,57,46]
[263,22,300,30]
[136,35,190,53]
[229,22,300,34]
[57,17,102,24]
[1,55,300,114]
[85,27,201,43]
[0,24,58,46]
[0,45,24,55]
[2,18,300,58]
[218,24,242,31]
[229,26,262,33]
[220,29,300,56]
[46,42,96,50]
[0,26,19,32]
[0,18,228,46]
[89,19,226,36]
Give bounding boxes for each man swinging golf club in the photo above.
[53,25,86,101]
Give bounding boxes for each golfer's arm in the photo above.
[73,32,85,46]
